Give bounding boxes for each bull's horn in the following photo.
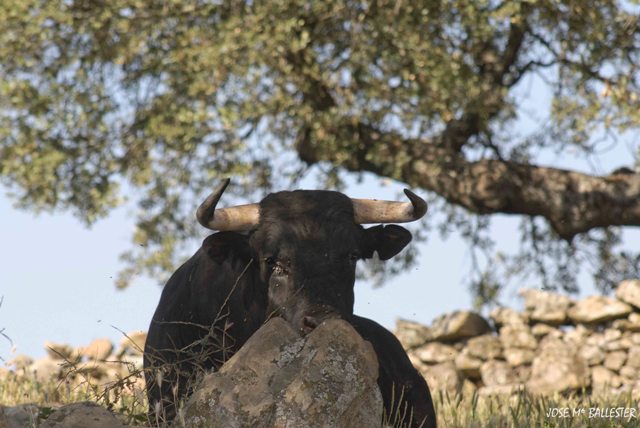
[351,189,427,224]
[196,179,260,231]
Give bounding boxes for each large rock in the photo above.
[519,288,574,325]
[41,402,129,427]
[527,337,590,395]
[567,296,632,324]
[394,319,432,349]
[179,318,382,428]
[429,311,491,342]
[616,279,640,309]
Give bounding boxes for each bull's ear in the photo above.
[363,225,412,260]
[202,231,250,263]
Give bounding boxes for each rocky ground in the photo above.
[2,278,640,426]
[397,279,640,398]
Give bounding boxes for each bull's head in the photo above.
[197,179,427,335]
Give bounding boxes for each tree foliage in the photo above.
[1,0,639,300]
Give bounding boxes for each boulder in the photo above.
[422,361,463,395]
[464,334,502,360]
[480,360,517,387]
[179,318,382,428]
[394,319,432,349]
[615,279,640,309]
[567,296,632,324]
[499,325,537,350]
[429,311,491,342]
[78,338,114,361]
[519,288,574,325]
[526,337,590,395]
[412,342,458,364]
[41,402,129,427]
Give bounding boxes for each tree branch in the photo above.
[299,125,640,241]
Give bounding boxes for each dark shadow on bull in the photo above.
[143,178,437,427]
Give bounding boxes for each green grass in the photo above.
[2,372,640,427]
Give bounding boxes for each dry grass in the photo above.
[4,370,640,428]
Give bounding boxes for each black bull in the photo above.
[143,179,436,427]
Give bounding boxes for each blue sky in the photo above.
[1,73,638,362]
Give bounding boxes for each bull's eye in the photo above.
[264,256,275,266]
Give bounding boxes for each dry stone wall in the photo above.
[395,279,640,397]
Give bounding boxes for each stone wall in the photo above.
[395,279,640,397]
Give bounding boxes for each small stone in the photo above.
[567,296,632,324]
[499,325,537,350]
[480,360,517,387]
[504,348,535,366]
[531,324,560,339]
[579,344,606,366]
[514,365,532,383]
[465,334,502,360]
[461,379,477,397]
[454,352,482,379]
[519,288,574,325]
[627,346,640,369]
[6,355,33,371]
[78,338,114,361]
[604,351,627,372]
[429,311,491,342]
[412,342,458,364]
[117,331,146,357]
[489,307,528,328]
[591,366,623,391]
[422,361,463,395]
[619,365,639,380]
[395,319,433,350]
[615,279,640,309]
[44,341,78,361]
